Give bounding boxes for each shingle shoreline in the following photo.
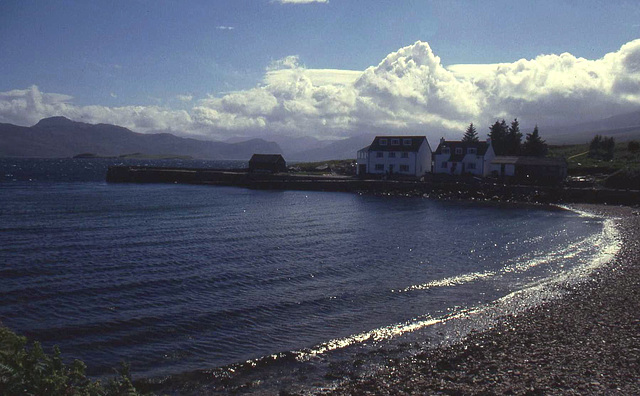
[330,204,640,395]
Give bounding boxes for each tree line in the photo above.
[460,119,548,157]
[588,135,615,161]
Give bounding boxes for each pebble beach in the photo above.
[327,204,640,395]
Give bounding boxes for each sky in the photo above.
[1,0,640,141]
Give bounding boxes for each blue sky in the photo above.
[2,0,640,140]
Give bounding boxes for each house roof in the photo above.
[358,145,371,153]
[434,140,490,157]
[249,154,286,164]
[368,136,428,152]
[491,156,567,166]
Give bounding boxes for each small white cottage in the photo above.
[433,138,495,177]
[357,136,432,178]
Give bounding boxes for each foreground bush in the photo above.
[0,326,146,395]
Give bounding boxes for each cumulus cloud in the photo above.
[0,85,192,133]
[2,39,640,140]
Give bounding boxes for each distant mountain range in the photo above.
[2,111,639,161]
[0,117,282,160]
[543,110,640,144]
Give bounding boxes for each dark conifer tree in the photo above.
[506,118,523,155]
[603,136,615,161]
[488,119,508,155]
[588,135,603,157]
[462,123,479,143]
[522,125,547,157]
[588,134,615,160]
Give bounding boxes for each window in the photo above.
[467,163,476,170]
[391,138,400,145]
[441,162,448,168]
[379,139,388,146]
[468,148,477,155]
[375,164,384,171]
[442,147,450,154]
[455,147,463,155]
[399,165,409,172]
[376,152,383,158]
[401,152,409,158]
[388,152,396,158]
[403,138,412,146]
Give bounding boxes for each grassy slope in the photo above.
[548,142,640,172]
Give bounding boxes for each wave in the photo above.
[275,215,621,362]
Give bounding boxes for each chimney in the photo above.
[440,137,445,145]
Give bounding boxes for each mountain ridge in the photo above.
[0,117,282,160]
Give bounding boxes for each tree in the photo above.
[603,136,615,160]
[488,119,508,155]
[462,123,479,143]
[588,135,615,161]
[629,140,640,153]
[522,125,548,157]
[0,326,143,395]
[505,118,523,155]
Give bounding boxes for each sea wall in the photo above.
[106,166,640,206]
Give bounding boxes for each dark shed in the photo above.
[248,154,287,173]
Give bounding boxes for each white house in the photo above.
[357,136,432,178]
[433,138,495,177]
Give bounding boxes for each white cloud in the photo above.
[176,94,193,102]
[267,55,302,71]
[215,26,235,30]
[2,39,640,141]
[0,85,192,133]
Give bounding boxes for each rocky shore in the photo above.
[141,204,639,395]
[324,204,640,395]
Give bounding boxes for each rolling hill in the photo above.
[0,117,282,160]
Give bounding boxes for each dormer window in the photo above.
[468,147,477,155]
[379,139,388,146]
[455,147,463,155]
[391,138,400,145]
[442,147,450,154]
[403,139,412,146]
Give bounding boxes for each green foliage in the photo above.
[628,140,639,153]
[588,134,615,161]
[0,326,148,396]
[488,119,508,155]
[521,125,548,157]
[488,119,524,155]
[462,123,479,143]
[505,118,523,155]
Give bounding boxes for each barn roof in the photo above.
[249,154,285,164]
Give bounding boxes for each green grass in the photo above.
[549,142,640,173]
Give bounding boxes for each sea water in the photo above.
[0,158,618,379]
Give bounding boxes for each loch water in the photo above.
[0,158,615,379]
